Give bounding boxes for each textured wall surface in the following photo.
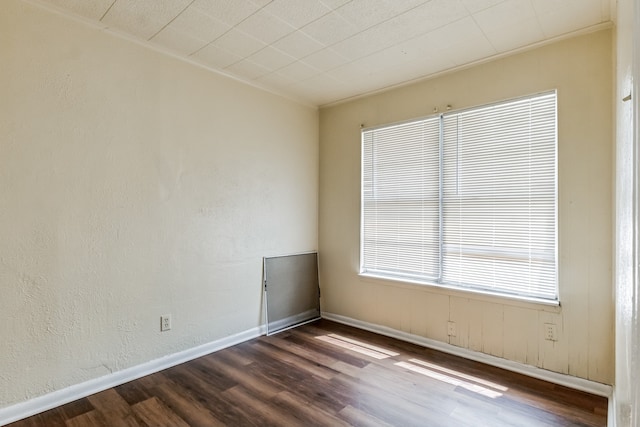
[319,30,614,384]
[0,0,318,408]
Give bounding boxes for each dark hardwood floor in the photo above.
[8,319,607,426]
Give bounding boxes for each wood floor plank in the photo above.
[29,408,67,427]
[238,346,357,415]
[284,331,371,368]
[175,359,237,393]
[270,390,351,427]
[222,385,303,426]
[56,397,94,421]
[131,397,190,427]
[195,354,281,400]
[219,345,255,366]
[330,371,455,427]
[249,339,337,380]
[136,377,225,427]
[86,389,142,427]
[483,389,602,427]
[231,340,320,385]
[163,363,231,397]
[337,405,395,427]
[115,381,154,407]
[359,363,460,415]
[158,366,260,426]
[8,319,607,427]
[135,371,172,390]
[65,410,108,427]
[258,331,343,369]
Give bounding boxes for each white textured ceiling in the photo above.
[36,0,612,106]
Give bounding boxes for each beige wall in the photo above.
[319,30,613,384]
[0,0,318,408]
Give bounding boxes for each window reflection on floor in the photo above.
[316,333,508,399]
[315,334,399,359]
[407,358,508,391]
[395,361,505,398]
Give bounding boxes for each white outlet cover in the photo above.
[161,315,172,332]
[544,323,557,341]
[447,321,456,337]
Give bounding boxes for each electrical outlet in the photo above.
[447,321,456,337]
[544,323,557,341]
[161,315,172,332]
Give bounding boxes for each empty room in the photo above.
[1,0,638,426]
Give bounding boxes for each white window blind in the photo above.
[361,92,557,301]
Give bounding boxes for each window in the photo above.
[361,92,557,302]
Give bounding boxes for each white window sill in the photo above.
[358,272,561,311]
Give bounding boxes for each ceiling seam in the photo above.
[99,0,117,22]
[288,0,473,81]
[147,0,196,42]
[186,0,425,84]
[244,1,439,87]
[529,0,548,40]
[306,13,475,85]
[463,3,497,54]
[192,1,342,73]
[188,1,279,58]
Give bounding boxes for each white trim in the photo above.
[321,312,612,398]
[632,3,640,426]
[0,325,266,427]
[359,272,561,308]
[266,309,321,335]
[609,389,617,427]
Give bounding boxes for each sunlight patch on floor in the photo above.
[395,361,504,398]
[407,358,508,391]
[315,334,399,359]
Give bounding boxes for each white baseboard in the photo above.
[321,312,612,399]
[0,325,266,427]
[267,309,321,334]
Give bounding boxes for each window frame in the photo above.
[359,91,559,305]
